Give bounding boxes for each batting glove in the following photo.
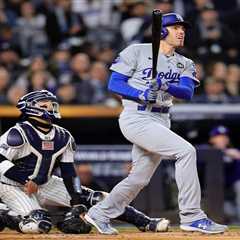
[156,76,169,91]
[139,86,158,104]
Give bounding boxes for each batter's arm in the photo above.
[108,71,157,103]
[166,77,195,100]
[108,72,142,101]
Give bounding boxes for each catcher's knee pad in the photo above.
[19,209,52,233]
[57,205,92,234]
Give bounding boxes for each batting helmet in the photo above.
[17,90,61,121]
[161,13,191,39]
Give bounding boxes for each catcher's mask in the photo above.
[17,90,61,122]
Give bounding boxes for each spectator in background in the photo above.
[45,0,87,48]
[58,53,94,104]
[209,61,227,82]
[89,62,108,104]
[57,82,77,104]
[0,24,20,53]
[6,84,26,105]
[0,67,10,104]
[4,0,22,17]
[185,0,211,23]
[69,53,90,81]
[120,0,148,43]
[72,0,113,30]
[75,163,108,191]
[192,77,230,103]
[189,3,238,63]
[96,46,115,67]
[16,56,56,92]
[208,126,240,223]
[15,1,48,57]
[154,0,174,14]
[0,0,17,27]
[27,70,56,93]
[49,43,71,78]
[225,64,240,100]
[0,43,22,81]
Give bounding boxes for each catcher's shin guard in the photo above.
[0,208,22,232]
[117,206,151,230]
[117,206,169,232]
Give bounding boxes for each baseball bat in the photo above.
[152,9,162,80]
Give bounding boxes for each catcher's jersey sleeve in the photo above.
[0,127,27,175]
[110,44,138,77]
[0,129,24,161]
[180,60,200,86]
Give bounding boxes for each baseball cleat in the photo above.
[180,218,227,234]
[146,218,170,232]
[84,214,119,235]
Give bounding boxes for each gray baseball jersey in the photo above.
[88,43,207,224]
[110,43,199,108]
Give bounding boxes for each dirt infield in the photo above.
[0,227,240,240]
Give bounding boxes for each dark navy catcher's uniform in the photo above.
[0,90,91,233]
[0,121,75,214]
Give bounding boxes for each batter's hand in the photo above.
[139,86,157,103]
[24,180,38,196]
[157,77,169,91]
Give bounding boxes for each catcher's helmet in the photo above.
[17,90,61,121]
[161,13,191,39]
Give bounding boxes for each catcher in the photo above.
[0,90,170,234]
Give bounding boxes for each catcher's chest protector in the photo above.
[17,122,70,184]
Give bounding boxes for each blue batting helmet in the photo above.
[161,13,191,39]
[17,90,61,121]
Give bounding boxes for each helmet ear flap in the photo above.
[161,27,168,39]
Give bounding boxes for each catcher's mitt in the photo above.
[57,205,92,234]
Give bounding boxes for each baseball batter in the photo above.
[85,13,227,234]
[0,90,170,234]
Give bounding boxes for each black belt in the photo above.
[137,105,170,113]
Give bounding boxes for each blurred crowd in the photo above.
[0,0,240,105]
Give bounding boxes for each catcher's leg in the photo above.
[118,206,169,232]
[37,176,92,234]
[0,183,52,233]
[0,203,22,232]
[79,186,169,232]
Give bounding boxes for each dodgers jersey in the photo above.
[110,43,199,108]
[0,121,74,186]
